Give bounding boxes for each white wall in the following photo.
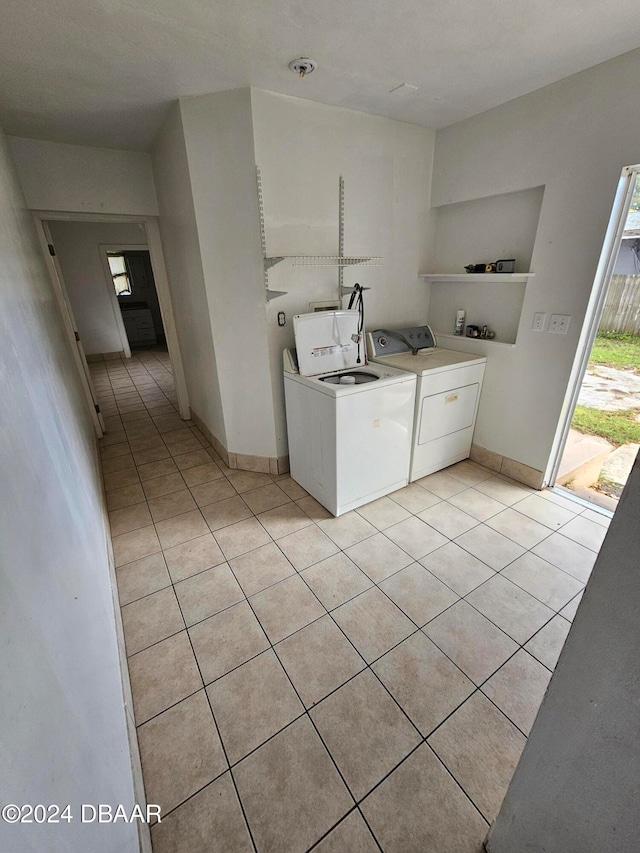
[8,136,158,215]
[251,89,436,456]
[153,88,436,462]
[48,220,147,354]
[0,129,137,851]
[487,454,640,852]
[152,102,226,445]
[431,48,640,474]
[163,87,435,460]
[179,89,279,458]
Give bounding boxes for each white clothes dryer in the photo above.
[367,326,486,482]
[284,311,416,516]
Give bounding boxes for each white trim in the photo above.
[551,485,615,517]
[144,220,190,420]
[32,210,191,423]
[32,210,151,223]
[94,436,152,853]
[545,165,640,487]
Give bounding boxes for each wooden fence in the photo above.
[599,275,640,335]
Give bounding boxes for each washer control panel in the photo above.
[366,325,436,357]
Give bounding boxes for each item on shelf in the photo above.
[454,309,466,336]
[495,258,516,273]
[464,259,517,274]
[466,324,496,339]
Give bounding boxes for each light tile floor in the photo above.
[93,349,611,853]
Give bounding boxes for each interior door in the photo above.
[39,220,105,436]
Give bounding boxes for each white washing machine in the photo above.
[284,311,417,516]
[367,326,486,482]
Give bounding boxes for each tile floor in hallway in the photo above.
[93,349,611,853]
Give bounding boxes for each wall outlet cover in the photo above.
[549,314,571,334]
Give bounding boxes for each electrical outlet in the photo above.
[549,314,571,334]
[532,312,547,332]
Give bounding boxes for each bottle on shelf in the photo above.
[454,309,465,336]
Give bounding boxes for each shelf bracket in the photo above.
[266,289,288,302]
[338,175,345,301]
[256,167,382,302]
[264,257,285,270]
[339,284,371,298]
[257,166,288,301]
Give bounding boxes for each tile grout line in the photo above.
[99,351,597,849]
[118,449,571,704]
[221,528,497,839]
[107,359,260,842]
[198,498,497,843]
[117,461,573,697]
[166,578,261,853]
[219,557,376,852]
[220,544,455,851]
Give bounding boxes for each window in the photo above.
[108,253,132,296]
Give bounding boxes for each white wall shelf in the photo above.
[420,272,534,283]
[257,168,383,302]
[266,255,382,268]
[421,272,534,345]
[433,331,516,349]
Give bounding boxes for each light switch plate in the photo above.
[532,312,547,332]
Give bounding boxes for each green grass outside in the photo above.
[589,332,640,371]
[571,333,640,446]
[572,405,640,447]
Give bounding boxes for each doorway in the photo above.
[33,212,190,429]
[103,246,167,351]
[550,166,640,511]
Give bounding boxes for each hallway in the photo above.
[95,351,608,853]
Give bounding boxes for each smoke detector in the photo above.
[289,57,317,78]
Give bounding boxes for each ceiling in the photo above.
[3,0,640,151]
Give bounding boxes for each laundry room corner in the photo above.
[249,88,438,464]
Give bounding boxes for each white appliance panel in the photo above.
[368,331,487,483]
[417,382,480,444]
[294,310,362,377]
[335,381,415,511]
[410,429,478,480]
[371,349,485,375]
[284,378,336,507]
[283,361,412,397]
[284,372,415,516]
[409,362,486,481]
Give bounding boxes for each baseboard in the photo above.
[94,437,152,853]
[470,443,544,489]
[86,351,125,362]
[190,411,290,475]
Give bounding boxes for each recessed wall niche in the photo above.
[423,185,544,344]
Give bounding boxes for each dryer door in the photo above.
[417,382,480,444]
